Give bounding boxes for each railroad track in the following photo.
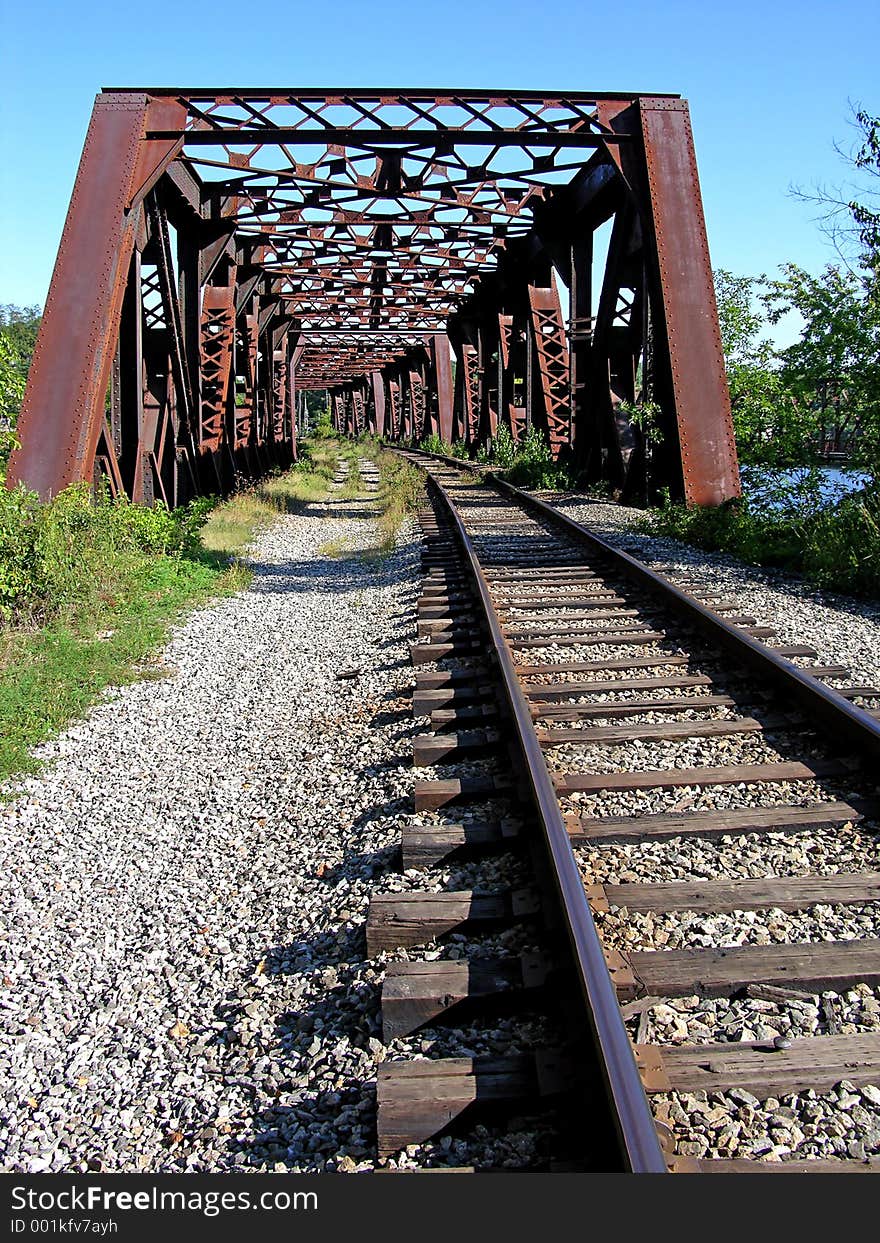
[369,450,880,1172]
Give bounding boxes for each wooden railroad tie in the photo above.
[524,672,718,698]
[526,669,853,708]
[533,694,738,721]
[554,757,855,795]
[419,594,475,612]
[376,1051,569,1158]
[512,649,821,674]
[510,630,667,650]
[413,773,513,811]
[586,871,880,914]
[401,818,521,870]
[417,619,476,639]
[409,638,484,666]
[515,655,695,676]
[381,952,551,1040]
[504,607,641,629]
[499,592,626,608]
[413,728,501,766]
[635,1033,880,1098]
[422,574,471,588]
[538,717,787,747]
[668,1156,879,1173]
[566,800,880,843]
[605,938,880,1000]
[505,617,652,642]
[412,683,496,716]
[366,888,540,954]
[414,666,491,689]
[487,568,602,582]
[428,706,501,731]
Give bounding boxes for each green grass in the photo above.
[644,484,880,599]
[0,555,226,779]
[0,444,340,783]
[337,459,364,502]
[0,435,426,782]
[367,451,427,557]
[199,441,341,556]
[317,537,351,558]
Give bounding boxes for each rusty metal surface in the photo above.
[9,95,185,499]
[527,283,571,457]
[9,87,740,507]
[638,99,741,505]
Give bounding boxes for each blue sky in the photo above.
[1,0,877,313]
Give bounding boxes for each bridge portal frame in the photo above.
[8,88,740,507]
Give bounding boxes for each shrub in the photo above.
[419,432,453,457]
[646,477,880,598]
[503,427,569,489]
[0,483,216,622]
[490,424,517,470]
[313,408,334,438]
[0,485,41,617]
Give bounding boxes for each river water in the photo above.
[741,465,873,512]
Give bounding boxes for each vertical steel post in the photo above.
[371,371,386,437]
[431,334,454,445]
[637,99,740,505]
[570,235,592,465]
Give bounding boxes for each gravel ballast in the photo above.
[546,493,880,685]
[446,478,880,1167]
[1,477,422,1173]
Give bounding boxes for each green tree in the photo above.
[763,263,880,470]
[713,270,809,466]
[0,304,41,431]
[792,105,880,284]
[849,108,880,275]
[0,334,26,428]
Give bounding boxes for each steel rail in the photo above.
[401,445,880,1170]
[421,469,668,1173]
[491,477,880,763]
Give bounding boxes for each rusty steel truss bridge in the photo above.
[8,88,741,508]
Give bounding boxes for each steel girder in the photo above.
[9,89,739,506]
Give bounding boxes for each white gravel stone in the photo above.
[0,469,422,1173]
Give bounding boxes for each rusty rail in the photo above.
[421,467,668,1173]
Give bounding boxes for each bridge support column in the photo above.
[8,93,186,499]
[595,97,740,506]
[371,371,386,437]
[527,284,571,460]
[431,334,454,445]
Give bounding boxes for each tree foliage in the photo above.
[850,108,880,276]
[765,263,880,468]
[714,264,880,473]
[713,270,807,466]
[0,304,41,439]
